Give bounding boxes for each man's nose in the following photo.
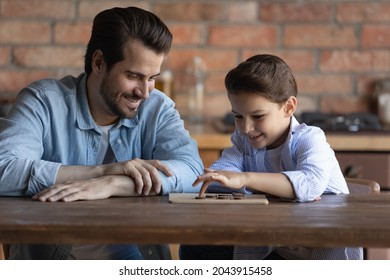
[135,80,150,99]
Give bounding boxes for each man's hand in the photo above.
[104,159,173,195]
[54,159,173,199]
[33,175,148,202]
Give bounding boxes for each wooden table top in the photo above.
[1,193,390,248]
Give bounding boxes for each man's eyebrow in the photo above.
[125,70,161,78]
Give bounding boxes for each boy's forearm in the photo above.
[244,172,295,199]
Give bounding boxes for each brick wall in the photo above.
[1,0,390,119]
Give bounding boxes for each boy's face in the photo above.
[228,92,296,150]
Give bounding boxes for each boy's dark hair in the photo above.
[224,54,297,103]
[84,6,172,75]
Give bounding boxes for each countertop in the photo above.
[186,119,390,152]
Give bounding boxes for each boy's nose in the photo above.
[242,118,253,134]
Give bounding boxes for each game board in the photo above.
[168,193,269,204]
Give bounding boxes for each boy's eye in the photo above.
[253,115,264,120]
[233,115,243,119]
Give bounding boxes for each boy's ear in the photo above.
[284,96,297,117]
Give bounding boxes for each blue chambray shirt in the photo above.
[209,116,349,202]
[0,73,203,196]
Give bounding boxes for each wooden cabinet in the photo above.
[187,121,232,167]
[337,152,390,189]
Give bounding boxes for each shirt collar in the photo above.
[290,115,300,134]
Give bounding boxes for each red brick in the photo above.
[204,72,228,95]
[0,70,55,97]
[13,47,85,68]
[55,22,92,45]
[320,96,371,114]
[284,25,356,48]
[0,0,390,118]
[357,74,390,97]
[202,93,232,118]
[260,3,331,22]
[295,96,317,116]
[174,91,231,119]
[1,0,75,19]
[225,2,258,23]
[209,25,277,48]
[172,70,227,101]
[337,3,390,22]
[78,1,149,19]
[242,50,315,72]
[0,21,50,44]
[356,74,390,113]
[296,74,352,96]
[168,48,239,72]
[173,71,229,101]
[0,47,11,66]
[320,51,390,72]
[154,2,223,21]
[362,25,390,48]
[168,23,205,46]
[168,49,238,103]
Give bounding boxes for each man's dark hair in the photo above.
[225,54,298,104]
[84,6,172,75]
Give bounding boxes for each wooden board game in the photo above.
[168,193,269,204]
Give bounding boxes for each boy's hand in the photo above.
[193,168,245,197]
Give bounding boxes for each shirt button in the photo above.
[148,249,153,255]
[117,139,122,144]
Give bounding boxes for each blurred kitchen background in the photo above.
[1,0,390,122]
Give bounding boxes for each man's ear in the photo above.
[91,50,105,74]
[284,96,297,117]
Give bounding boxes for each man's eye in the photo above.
[127,73,138,79]
[253,115,264,119]
[234,115,242,119]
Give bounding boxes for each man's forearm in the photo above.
[55,164,162,196]
[55,165,105,184]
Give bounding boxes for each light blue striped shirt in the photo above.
[210,116,349,202]
[209,116,361,259]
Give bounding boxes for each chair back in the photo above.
[345,177,380,194]
[0,244,5,260]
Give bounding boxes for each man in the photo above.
[0,6,203,259]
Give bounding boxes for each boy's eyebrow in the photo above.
[231,109,266,115]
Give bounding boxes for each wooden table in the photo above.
[0,194,390,248]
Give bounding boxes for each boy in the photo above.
[180,54,362,260]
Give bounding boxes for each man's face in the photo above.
[228,92,294,150]
[94,40,164,124]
